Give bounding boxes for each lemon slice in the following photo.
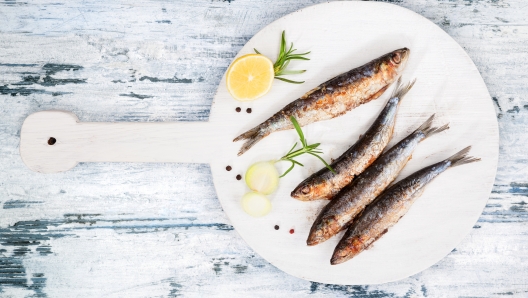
[226,54,274,101]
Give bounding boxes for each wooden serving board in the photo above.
[19,2,499,285]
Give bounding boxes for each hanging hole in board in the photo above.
[48,137,57,145]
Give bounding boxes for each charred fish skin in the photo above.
[291,79,416,202]
[330,146,480,265]
[233,48,411,156]
[306,115,449,246]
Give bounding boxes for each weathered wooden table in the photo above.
[0,0,526,296]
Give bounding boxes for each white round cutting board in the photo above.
[209,2,498,285]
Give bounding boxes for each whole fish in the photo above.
[290,78,415,201]
[234,48,410,156]
[330,146,480,265]
[307,115,449,246]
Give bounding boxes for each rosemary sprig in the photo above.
[254,30,310,84]
[277,116,335,178]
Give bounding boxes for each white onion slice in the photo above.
[241,192,272,217]
[245,161,279,195]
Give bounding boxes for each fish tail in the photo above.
[447,146,481,167]
[233,125,260,142]
[390,77,416,101]
[390,76,403,97]
[415,114,435,133]
[233,125,268,156]
[427,123,450,137]
[415,114,450,138]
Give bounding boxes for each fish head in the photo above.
[383,48,410,76]
[290,177,332,201]
[307,216,341,246]
[330,235,365,265]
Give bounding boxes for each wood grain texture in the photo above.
[0,0,526,296]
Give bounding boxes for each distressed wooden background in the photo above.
[0,0,527,297]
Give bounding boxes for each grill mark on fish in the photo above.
[233,48,410,156]
[306,114,449,246]
[291,79,416,202]
[330,146,480,265]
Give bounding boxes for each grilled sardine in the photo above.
[234,48,410,156]
[331,146,480,265]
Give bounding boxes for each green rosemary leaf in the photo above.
[284,56,310,61]
[267,30,309,84]
[277,116,333,177]
[289,159,304,167]
[275,77,305,84]
[287,43,294,55]
[254,48,261,54]
[280,31,286,60]
[293,51,311,56]
[276,69,306,76]
[305,143,320,149]
[286,142,298,155]
[284,150,307,159]
[307,152,336,174]
[279,162,295,178]
[289,116,305,145]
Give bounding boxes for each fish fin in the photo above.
[415,114,450,138]
[363,85,389,104]
[447,146,481,167]
[235,128,268,156]
[300,86,321,99]
[390,77,416,100]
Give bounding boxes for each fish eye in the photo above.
[391,52,402,64]
[301,186,310,194]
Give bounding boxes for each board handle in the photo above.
[20,110,217,173]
